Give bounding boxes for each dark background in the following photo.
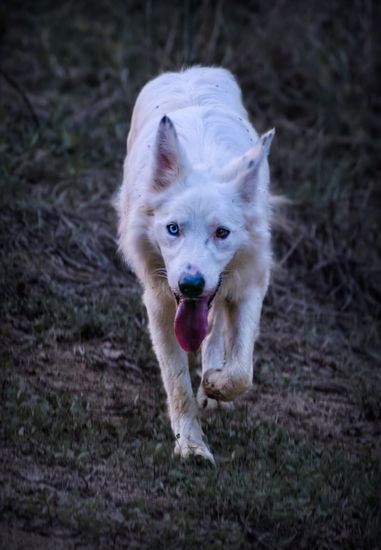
[0,1,380,548]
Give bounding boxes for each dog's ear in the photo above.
[152,116,188,191]
[222,129,275,201]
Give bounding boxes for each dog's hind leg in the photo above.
[197,306,234,413]
[202,286,265,402]
[143,288,215,464]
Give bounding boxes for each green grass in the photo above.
[1,379,379,548]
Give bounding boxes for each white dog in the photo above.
[117,67,274,464]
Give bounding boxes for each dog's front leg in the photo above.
[202,286,265,402]
[143,289,214,463]
[197,306,234,412]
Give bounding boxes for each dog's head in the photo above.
[146,115,274,351]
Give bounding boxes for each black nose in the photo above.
[178,272,205,298]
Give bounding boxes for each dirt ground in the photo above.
[1,1,380,548]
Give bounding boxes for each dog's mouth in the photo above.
[173,278,221,353]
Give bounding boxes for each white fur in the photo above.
[116,67,274,463]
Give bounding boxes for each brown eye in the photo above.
[215,226,230,239]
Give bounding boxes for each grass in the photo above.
[0,0,380,548]
[1,378,379,548]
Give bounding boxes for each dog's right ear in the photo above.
[152,116,188,191]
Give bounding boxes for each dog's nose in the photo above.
[178,272,205,298]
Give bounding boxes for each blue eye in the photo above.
[167,223,180,236]
[215,226,230,239]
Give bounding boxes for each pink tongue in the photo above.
[174,298,209,352]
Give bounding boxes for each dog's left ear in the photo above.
[152,115,188,191]
[223,128,275,201]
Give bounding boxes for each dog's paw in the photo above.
[174,435,215,465]
[197,385,235,413]
[202,368,251,401]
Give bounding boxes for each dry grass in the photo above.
[0,0,380,548]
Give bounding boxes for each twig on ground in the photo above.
[0,68,40,128]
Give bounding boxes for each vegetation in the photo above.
[0,1,379,548]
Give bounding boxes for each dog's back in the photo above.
[127,67,248,151]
